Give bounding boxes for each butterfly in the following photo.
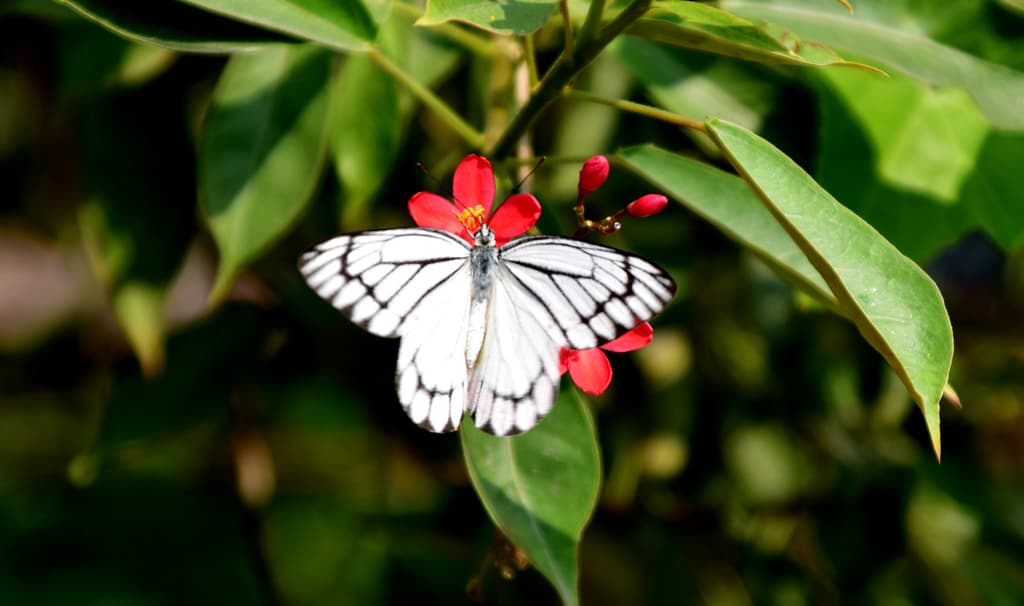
[300,221,675,436]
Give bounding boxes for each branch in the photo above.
[486,0,652,159]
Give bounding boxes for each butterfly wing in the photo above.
[468,236,676,435]
[300,228,475,432]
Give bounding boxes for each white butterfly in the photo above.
[299,223,675,436]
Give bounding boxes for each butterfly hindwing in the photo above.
[396,262,474,432]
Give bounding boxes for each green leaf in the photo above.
[54,0,296,53]
[418,0,557,35]
[462,388,601,606]
[628,1,881,71]
[200,44,331,304]
[815,65,1024,260]
[618,145,837,309]
[706,119,953,459]
[180,0,378,51]
[720,0,1024,131]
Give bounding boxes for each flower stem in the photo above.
[369,48,485,149]
[566,89,708,133]
[487,0,653,159]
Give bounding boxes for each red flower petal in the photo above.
[489,193,541,246]
[452,155,495,216]
[407,192,471,242]
[601,322,653,353]
[567,348,613,395]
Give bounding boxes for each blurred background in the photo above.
[2,2,1024,605]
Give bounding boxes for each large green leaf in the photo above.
[628,1,879,71]
[180,0,378,51]
[200,44,331,304]
[418,0,557,35]
[462,388,601,606]
[721,0,1024,130]
[618,145,836,309]
[54,0,294,53]
[706,119,953,459]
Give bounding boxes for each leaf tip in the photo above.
[943,383,962,409]
[208,266,237,309]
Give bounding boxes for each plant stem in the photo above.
[577,0,607,48]
[523,35,539,87]
[369,48,485,149]
[567,89,707,133]
[487,0,653,159]
[559,0,575,57]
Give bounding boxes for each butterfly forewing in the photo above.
[300,228,471,338]
[498,236,676,349]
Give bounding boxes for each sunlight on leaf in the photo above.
[419,0,557,35]
[629,2,882,72]
[722,0,1024,130]
[54,0,294,53]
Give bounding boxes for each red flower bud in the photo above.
[577,155,610,197]
[627,194,668,218]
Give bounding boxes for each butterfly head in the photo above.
[473,224,496,248]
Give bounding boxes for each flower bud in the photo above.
[577,155,610,197]
[627,194,668,218]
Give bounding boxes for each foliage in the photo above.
[1,0,1022,604]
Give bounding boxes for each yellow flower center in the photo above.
[454,205,487,232]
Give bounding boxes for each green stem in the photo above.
[577,0,607,48]
[487,0,653,159]
[567,89,707,133]
[559,0,575,57]
[523,35,538,87]
[369,48,485,149]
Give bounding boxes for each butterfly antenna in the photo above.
[418,161,475,239]
[513,157,546,192]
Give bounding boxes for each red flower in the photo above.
[408,154,540,246]
[560,322,654,395]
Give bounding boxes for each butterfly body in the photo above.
[300,226,675,436]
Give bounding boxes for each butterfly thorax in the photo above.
[466,225,498,368]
